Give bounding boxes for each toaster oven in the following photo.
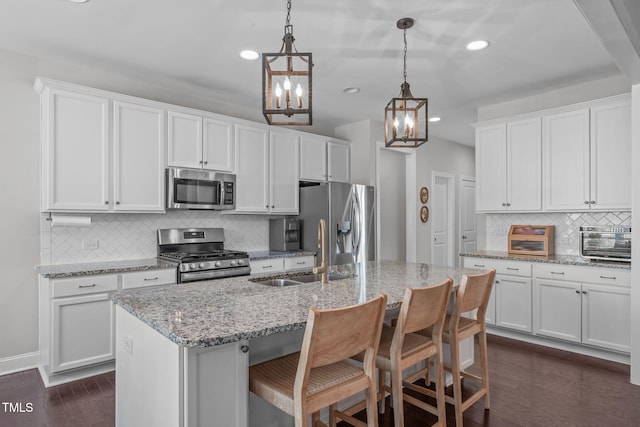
[579,226,631,262]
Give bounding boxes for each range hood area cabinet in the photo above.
[166,108,234,173]
[475,117,542,212]
[474,93,631,213]
[36,78,165,213]
[299,135,351,183]
[233,125,299,214]
[543,96,631,211]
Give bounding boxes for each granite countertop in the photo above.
[110,260,485,348]
[35,258,178,279]
[248,250,316,260]
[460,250,631,270]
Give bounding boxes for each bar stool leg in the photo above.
[479,332,490,409]
[390,362,404,427]
[450,336,464,427]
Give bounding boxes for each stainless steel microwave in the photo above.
[166,167,236,210]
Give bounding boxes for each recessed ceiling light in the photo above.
[240,50,259,60]
[429,117,441,122]
[466,40,490,51]
[343,87,360,94]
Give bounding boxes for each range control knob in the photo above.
[230,260,237,266]
[199,263,206,268]
[237,259,245,265]
[189,263,196,270]
[214,261,222,267]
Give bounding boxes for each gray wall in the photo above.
[414,138,476,264]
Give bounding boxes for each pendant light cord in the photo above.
[286,0,292,27]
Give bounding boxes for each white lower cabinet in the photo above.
[495,274,532,332]
[250,256,315,275]
[463,257,531,332]
[44,269,177,380]
[50,274,118,373]
[533,276,631,353]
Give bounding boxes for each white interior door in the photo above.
[459,177,477,265]
[377,147,406,261]
[431,173,455,266]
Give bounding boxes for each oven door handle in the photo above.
[180,266,251,283]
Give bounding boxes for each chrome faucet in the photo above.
[312,219,328,284]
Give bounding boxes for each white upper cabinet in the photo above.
[475,118,541,212]
[269,131,299,214]
[234,126,299,214]
[589,98,631,211]
[327,140,350,183]
[40,87,111,212]
[234,124,270,213]
[543,95,631,211]
[543,108,590,211]
[507,118,542,211]
[113,100,165,211]
[37,79,166,213]
[299,135,328,181]
[167,110,234,172]
[475,124,507,211]
[300,137,350,183]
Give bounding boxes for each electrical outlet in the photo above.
[123,336,133,355]
[82,239,99,250]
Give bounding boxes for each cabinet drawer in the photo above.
[284,256,315,271]
[52,274,118,298]
[534,263,630,286]
[122,268,176,290]
[250,258,284,274]
[463,257,531,277]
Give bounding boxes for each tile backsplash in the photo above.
[40,211,272,264]
[485,211,631,255]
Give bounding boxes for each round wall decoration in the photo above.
[420,205,429,223]
[420,187,429,204]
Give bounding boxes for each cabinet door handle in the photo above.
[116,201,120,205]
[551,271,565,275]
[582,290,587,294]
[144,277,159,281]
[78,284,96,289]
[575,289,580,294]
[506,203,511,207]
[240,345,249,353]
[263,265,273,269]
[199,160,203,164]
[204,161,208,165]
[502,203,506,207]
[296,261,306,265]
[474,264,485,268]
[507,267,519,271]
[590,200,595,204]
[271,205,275,208]
[105,201,109,204]
[584,201,589,205]
[495,280,500,284]
[600,275,616,280]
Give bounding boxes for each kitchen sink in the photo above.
[254,278,303,287]
[251,271,355,287]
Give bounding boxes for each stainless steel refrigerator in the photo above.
[299,182,375,265]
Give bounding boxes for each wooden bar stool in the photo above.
[249,293,388,427]
[343,279,453,427]
[422,269,496,427]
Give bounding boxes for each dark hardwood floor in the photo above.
[1,336,639,426]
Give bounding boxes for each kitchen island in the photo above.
[111,260,485,427]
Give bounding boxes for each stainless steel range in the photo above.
[158,228,250,283]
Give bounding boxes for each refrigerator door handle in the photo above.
[352,188,362,259]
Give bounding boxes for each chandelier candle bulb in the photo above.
[296,83,303,108]
[275,83,282,108]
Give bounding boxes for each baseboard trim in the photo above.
[0,351,40,377]
[487,327,631,365]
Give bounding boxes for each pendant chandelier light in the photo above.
[384,18,428,148]
[262,0,312,126]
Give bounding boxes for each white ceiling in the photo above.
[0,0,626,146]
